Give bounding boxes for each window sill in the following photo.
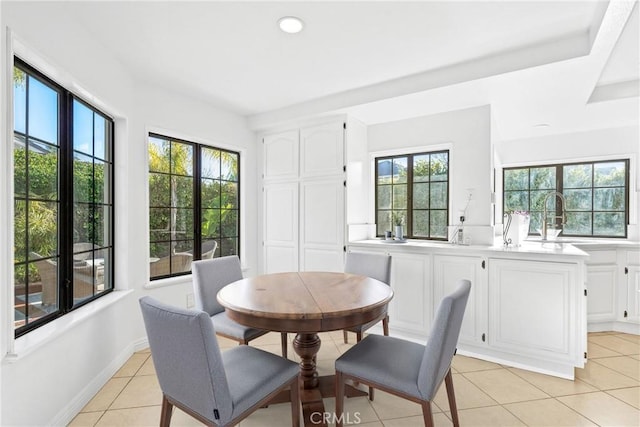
[144,263,251,290]
[4,290,133,362]
[145,274,193,290]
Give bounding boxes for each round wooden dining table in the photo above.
[217,271,393,426]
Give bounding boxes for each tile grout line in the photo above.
[90,332,637,426]
[553,391,611,427]
[602,387,640,412]
[501,353,637,425]
[588,356,640,383]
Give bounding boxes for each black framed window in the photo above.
[13,58,114,337]
[375,151,449,240]
[148,134,240,280]
[503,159,629,238]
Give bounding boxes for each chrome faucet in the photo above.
[542,191,567,240]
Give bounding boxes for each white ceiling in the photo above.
[61,0,638,139]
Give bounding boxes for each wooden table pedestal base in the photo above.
[268,376,368,427]
[265,332,369,426]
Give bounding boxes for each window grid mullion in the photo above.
[407,155,414,237]
[23,74,31,322]
[590,164,595,235]
[194,146,202,260]
[59,91,69,311]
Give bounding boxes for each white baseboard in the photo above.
[588,321,640,335]
[50,342,136,426]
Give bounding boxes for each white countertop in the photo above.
[349,238,591,259]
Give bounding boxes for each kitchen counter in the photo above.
[350,238,590,259]
[348,238,589,379]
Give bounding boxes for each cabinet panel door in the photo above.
[301,248,344,273]
[300,179,345,272]
[389,252,432,336]
[263,130,298,181]
[586,265,617,322]
[434,255,486,345]
[300,122,344,178]
[626,266,640,322]
[263,183,298,273]
[489,259,575,360]
[265,246,298,275]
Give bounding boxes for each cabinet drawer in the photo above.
[585,250,617,265]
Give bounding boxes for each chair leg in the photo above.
[335,371,345,427]
[445,368,460,427]
[160,395,173,427]
[281,333,288,358]
[343,330,349,344]
[356,331,362,342]
[368,386,375,401]
[421,401,434,427]
[290,377,300,427]
[383,315,389,336]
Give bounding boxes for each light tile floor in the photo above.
[70,331,640,426]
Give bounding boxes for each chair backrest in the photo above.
[418,279,471,400]
[139,296,233,424]
[202,240,218,259]
[192,255,243,316]
[31,253,58,306]
[31,252,97,302]
[73,242,105,260]
[150,253,193,278]
[345,252,392,285]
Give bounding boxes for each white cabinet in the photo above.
[584,250,617,323]
[580,246,640,334]
[300,123,345,178]
[348,241,588,378]
[587,266,618,321]
[625,266,640,322]
[488,258,584,369]
[263,130,298,180]
[388,252,432,338]
[623,249,640,323]
[263,182,299,273]
[433,254,487,346]
[300,178,345,272]
[262,121,346,274]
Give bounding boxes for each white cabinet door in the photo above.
[586,265,617,322]
[434,254,487,346]
[263,182,298,273]
[300,122,344,178]
[488,259,579,362]
[263,130,298,181]
[262,122,346,275]
[299,178,345,272]
[388,252,432,337]
[625,265,640,322]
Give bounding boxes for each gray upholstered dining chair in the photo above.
[192,255,289,358]
[342,252,392,343]
[335,279,471,427]
[139,296,300,427]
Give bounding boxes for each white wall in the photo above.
[0,2,257,425]
[495,126,640,239]
[367,105,494,244]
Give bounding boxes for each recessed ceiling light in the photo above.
[278,16,304,34]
